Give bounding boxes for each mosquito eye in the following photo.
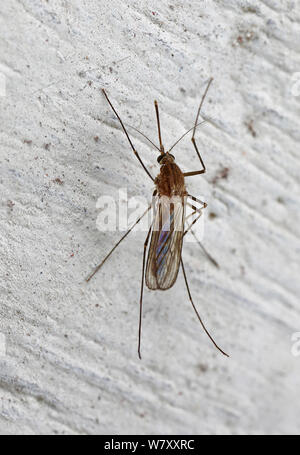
[157,155,164,163]
[169,154,175,160]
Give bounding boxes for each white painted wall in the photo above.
[0,0,300,435]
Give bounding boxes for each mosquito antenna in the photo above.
[124,123,160,152]
[168,120,207,153]
[154,100,165,153]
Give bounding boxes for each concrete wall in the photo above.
[0,0,300,434]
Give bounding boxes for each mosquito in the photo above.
[86,78,229,359]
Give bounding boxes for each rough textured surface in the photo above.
[1,0,300,435]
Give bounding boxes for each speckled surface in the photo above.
[0,0,300,435]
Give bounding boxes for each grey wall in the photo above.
[0,0,300,435]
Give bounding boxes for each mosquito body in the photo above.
[86,79,229,359]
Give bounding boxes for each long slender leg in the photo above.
[184,194,207,235]
[185,204,198,222]
[188,194,207,209]
[184,218,219,268]
[183,78,213,178]
[180,259,229,357]
[154,100,164,153]
[183,169,205,177]
[184,210,203,236]
[190,230,219,268]
[184,198,219,268]
[102,89,154,181]
[86,205,151,282]
[138,223,153,360]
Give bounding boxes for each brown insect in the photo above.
[86,78,229,359]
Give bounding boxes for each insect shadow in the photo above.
[86,78,229,359]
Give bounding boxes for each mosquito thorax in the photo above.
[157,152,175,165]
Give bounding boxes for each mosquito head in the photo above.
[157,152,175,165]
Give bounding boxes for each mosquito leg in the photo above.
[184,194,207,235]
[185,205,198,222]
[180,259,229,357]
[184,210,203,236]
[184,198,219,268]
[187,194,207,209]
[190,230,219,269]
[138,223,153,360]
[102,89,154,181]
[183,78,213,178]
[183,170,205,177]
[154,100,164,153]
[182,146,206,177]
[86,205,151,282]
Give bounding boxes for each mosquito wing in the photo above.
[146,195,185,290]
